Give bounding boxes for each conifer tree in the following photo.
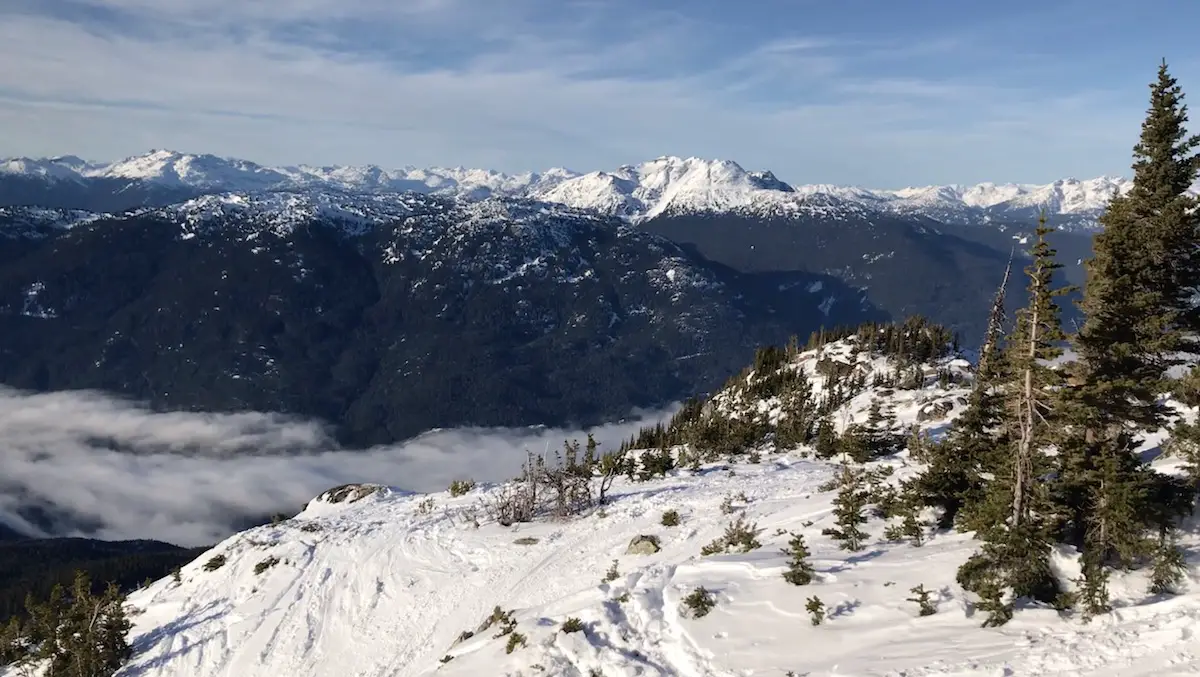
[1056,62,1200,612]
[584,433,599,471]
[860,399,900,458]
[813,416,839,459]
[912,255,1013,529]
[776,366,815,448]
[14,571,132,676]
[1067,59,1200,432]
[957,217,1069,626]
[1007,217,1070,533]
[781,532,817,585]
[0,616,23,666]
[822,466,871,551]
[977,248,1015,380]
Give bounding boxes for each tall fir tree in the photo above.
[1133,62,1200,339]
[1057,61,1200,616]
[912,253,1013,530]
[1068,60,1200,428]
[957,217,1070,626]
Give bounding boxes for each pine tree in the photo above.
[978,247,1015,379]
[781,532,816,585]
[912,255,1013,529]
[776,366,815,448]
[584,433,599,472]
[0,616,23,665]
[1134,61,1200,339]
[957,217,1069,626]
[813,416,839,459]
[17,571,132,677]
[858,399,900,459]
[1069,59,1200,431]
[821,467,871,551]
[1007,217,1070,534]
[1057,62,1200,611]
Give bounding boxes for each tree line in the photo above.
[912,61,1200,624]
[0,570,132,676]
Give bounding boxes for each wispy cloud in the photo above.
[0,385,675,547]
[0,0,1195,185]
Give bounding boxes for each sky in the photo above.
[0,0,1198,187]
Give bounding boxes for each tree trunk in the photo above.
[1012,263,1041,528]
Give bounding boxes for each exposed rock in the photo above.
[319,484,386,505]
[626,535,662,555]
[916,400,954,422]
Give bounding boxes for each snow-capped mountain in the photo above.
[0,149,575,202]
[36,335,1200,677]
[532,156,797,220]
[4,149,1192,229]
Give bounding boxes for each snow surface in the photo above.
[7,150,1198,228]
[10,339,1199,677]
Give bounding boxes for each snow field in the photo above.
[110,445,1200,677]
[10,338,1200,677]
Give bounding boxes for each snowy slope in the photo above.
[6,149,1198,228]
[0,150,576,200]
[30,338,1200,677]
[891,176,1134,215]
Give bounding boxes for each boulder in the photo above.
[916,400,954,422]
[626,535,662,555]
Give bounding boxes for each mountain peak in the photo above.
[2,148,1185,229]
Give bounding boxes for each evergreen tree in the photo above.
[1068,59,1200,432]
[584,433,599,472]
[776,366,816,448]
[912,255,1013,529]
[821,467,871,551]
[957,217,1069,626]
[12,571,132,676]
[0,616,22,665]
[1006,217,1070,534]
[781,532,817,585]
[860,399,900,458]
[977,248,1015,380]
[1057,62,1200,611]
[813,416,839,459]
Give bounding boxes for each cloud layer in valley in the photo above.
[0,385,676,547]
[0,0,1197,185]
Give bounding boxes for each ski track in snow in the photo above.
[97,454,1200,677]
[7,339,1200,677]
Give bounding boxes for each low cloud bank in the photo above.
[0,386,676,547]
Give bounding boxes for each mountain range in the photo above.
[0,148,1121,452]
[4,149,1189,230]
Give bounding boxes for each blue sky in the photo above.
[0,0,1198,187]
